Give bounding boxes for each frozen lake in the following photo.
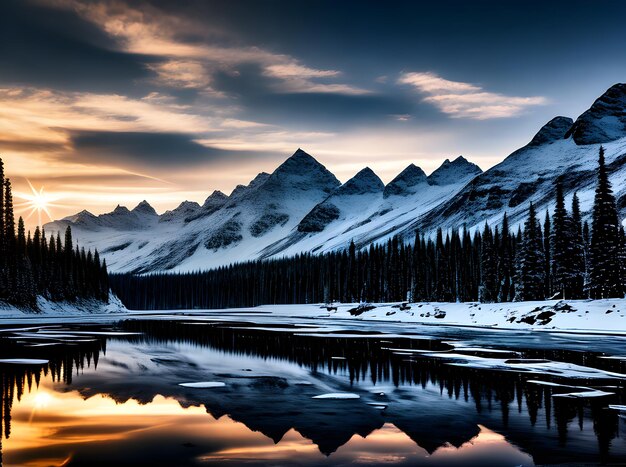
[1,311,625,466]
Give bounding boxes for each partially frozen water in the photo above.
[1,312,625,466]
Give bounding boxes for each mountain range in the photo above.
[45,83,626,273]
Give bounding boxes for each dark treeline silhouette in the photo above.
[0,334,104,465]
[0,157,110,309]
[112,147,626,310]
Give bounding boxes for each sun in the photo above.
[15,180,65,228]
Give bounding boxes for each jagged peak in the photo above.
[113,204,130,214]
[264,149,340,193]
[565,83,626,145]
[338,167,384,195]
[132,200,157,216]
[176,200,201,210]
[528,116,574,146]
[274,148,324,174]
[203,190,228,207]
[383,163,428,198]
[76,209,95,217]
[62,209,96,222]
[428,156,482,186]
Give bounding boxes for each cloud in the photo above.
[398,72,547,119]
[47,0,368,96]
[68,131,216,166]
[0,0,157,92]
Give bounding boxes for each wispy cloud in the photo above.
[398,72,547,119]
[50,0,368,96]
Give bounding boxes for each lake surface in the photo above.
[1,311,625,466]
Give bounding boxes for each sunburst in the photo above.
[15,180,67,228]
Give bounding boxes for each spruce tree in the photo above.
[551,181,574,299]
[543,210,552,297]
[519,202,545,301]
[570,193,586,298]
[479,222,497,302]
[0,158,5,300]
[589,146,622,298]
[498,213,513,302]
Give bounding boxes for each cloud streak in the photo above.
[53,0,368,96]
[399,72,547,119]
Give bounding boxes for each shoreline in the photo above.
[1,297,626,335]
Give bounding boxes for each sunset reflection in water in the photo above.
[3,375,533,467]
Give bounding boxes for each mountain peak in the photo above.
[62,209,96,224]
[132,200,157,216]
[383,163,428,198]
[264,149,340,194]
[159,200,201,223]
[428,156,482,186]
[113,204,130,214]
[203,190,228,208]
[565,83,626,145]
[275,148,322,174]
[338,167,384,195]
[528,116,574,146]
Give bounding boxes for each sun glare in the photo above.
[15,180,66,227]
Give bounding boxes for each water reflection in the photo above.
[0,319,625,466]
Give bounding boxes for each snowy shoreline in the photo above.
[1,296,626,335]
[0,294,127,319]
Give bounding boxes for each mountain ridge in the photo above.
[45,83,626,273]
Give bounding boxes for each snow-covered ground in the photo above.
[0,294,127,319]
[2,295,626,335]
[249,299,626,334]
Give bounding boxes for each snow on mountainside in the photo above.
[45,83,626,273]
[46,149,340,272]
[565,83,626,144]
[415,83,626,236]
[262,156,482,258]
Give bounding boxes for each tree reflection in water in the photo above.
[0,319,624,466]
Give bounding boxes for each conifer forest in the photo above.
[111,147,626,310]
[0,158,110,309]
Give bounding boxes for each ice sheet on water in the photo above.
[0,358,49,365]
[312,393,360,399]
[420,352,626,379]
[553,390,614,399]
[178,382,226,388]
[527,380,587,389]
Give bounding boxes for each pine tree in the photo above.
[570,193,586,298]
[0,158,5,300]
[479,222,497,302]
[518,202,545,301]
[619,226,626,293]
[498,213,513,302]
[543,210,552,297]
[551,181,574,299]
[589,146,622,298]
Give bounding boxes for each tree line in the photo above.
[0,157,110,309]
[111,146,625,309]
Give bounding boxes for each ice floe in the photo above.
[312,393,360,399]
[178,382,226,388]
[0,358,49,365]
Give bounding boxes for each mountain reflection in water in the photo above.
[0,318,625,466]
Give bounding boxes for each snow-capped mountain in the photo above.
[45,83,626,273]
[414,83,626,236]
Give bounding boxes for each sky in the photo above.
[2,0,626,228]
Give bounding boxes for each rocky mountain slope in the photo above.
[45,83,626,273]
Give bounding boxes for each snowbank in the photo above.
[0,293,127,319]
[248,298,626,334]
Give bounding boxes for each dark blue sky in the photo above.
[1,0,625,220]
